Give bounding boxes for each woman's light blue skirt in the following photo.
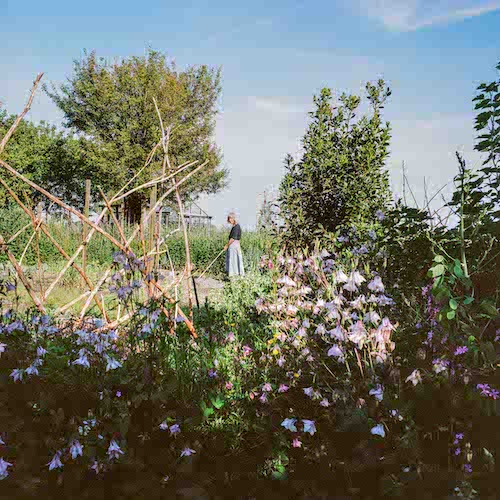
[225,240,245,277]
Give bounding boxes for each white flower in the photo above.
[348,321,368,348]
[433,360,448,374]
[364,311,381,325]
[0,457,13,479]
[302,318,310,328]
[286,305,298,316]
[320,249,330,259]
[320,398,330,407]
[405,369,422,386]
[159,420,169,431]
[368,276,385,293]
[371,424,385,437]
[334,269,349,284]
[70,440,83,459]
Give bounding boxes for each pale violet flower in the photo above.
[320,249,330,259]
[302,318,310,328]
[303,387,314,397]
[302,419,317,435]
[36,346,47,357]
[70,440,83,460]
[278,384,289,393]
[344,271,365,292]
[262,383,272,392]
[348,321,368,348]
[105,356,122,371]
[25,364,39,377]
[364,311,381,325]
[368,276,385,293]
[180,447,196,457]
[107,439,124,460]
[0,343,7,357]
[328,325,346,341]
[320,398,330,407]
[433,359,448,374]
[169,424,181,435]
[369,385,384,401]
[159,420,169,431]
[281,418,297,432]
[10,369,24,382]
[292,438,302,448]
[315,324,326,335]
[405,369,422,386]
[48,451,63,470]
[73,350,90,368]
[327,345,345,361]
[371,424,385,437]
[334,269,349,284]
[0,457,12,479]
[375,210,385,221]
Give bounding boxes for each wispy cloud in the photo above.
[351,0,500,31]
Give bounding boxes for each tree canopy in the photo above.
[278,81,392,248]
[45,49,227,220]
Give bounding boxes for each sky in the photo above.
[1,0,499,229]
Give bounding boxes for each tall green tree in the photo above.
[0,109,86,209]
[45,49,227,221]
[278,81,392,248]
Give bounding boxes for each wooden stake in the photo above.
[82,179,91,286]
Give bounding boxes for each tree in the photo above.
[0,109,86,209]
[45,49,227,221]
[278,81,392,248]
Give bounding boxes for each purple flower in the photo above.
[454,346,468,356]
[303,387,314,398]
[107,439,124,460]
[180,447,196,457]
[169,424,181,435]
[116,391,122,397]
[70,440,83,460]
[262,383,272,392]
[454,448,461,456]
[0,457,12,479]
[375,210,385,221]
[278,384,289,393]
[5,282,16,292]
[281,418,297,432]
[208,369,217,378]
[320,398,330,407]
[242,345,252,357]
[226,332,236,342]
[292,438,302,448]
[47,451,63,470]
[9,369,24,382]
[302,419,316,435]
[464,464,472,473]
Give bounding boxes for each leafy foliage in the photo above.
[278,81,392,248]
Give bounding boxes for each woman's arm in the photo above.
[224,238,235,251]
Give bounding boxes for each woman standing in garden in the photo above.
[224,212,245,278]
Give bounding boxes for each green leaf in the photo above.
[449,298,458,310]
[430,264,445,277]
[433,255,445,263]
[480,301,498,318]
[446,310,456,320]
[464,296,474,305]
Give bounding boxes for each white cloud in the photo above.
[351,0,500,31]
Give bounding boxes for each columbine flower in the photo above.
[375,210,385,221]
[169,424,181,435]
[225,381,234,390]
[277,356,285,367]
[180,448,196,457]
[208,369,217,378]
[364,311,381,325]
[262,383,272,392]
[348,321,368,348]
[25,363,39,376]
[47,451,63,470]
[320,398,330,407]
[433,359,448,374]
[303,387,314,398]
[105,356,122,371]
[107,439,124,460]
[302,420,316,435]
[36,346,47,357]
[242,345,252,357]
[159,420,169,431]
[464,464,472,473]
[368,276,385,293]
[327,345,344,362]
[405,369,422,386]
[370,424,385,438]
[226,332,236,342]
[0,343,6,357]
[281,418,297,432]
[454,346,468,356]
[278,384,289,393]
[70,440,83,460]
[9,369,24,382]
[73,350,90,368]
[369,385,384,402]
[259,393,268,403]
[0,457,13,479]
[292,438,302,448]
[334,269,349,284]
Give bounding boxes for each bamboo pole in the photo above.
[82,179,91,287]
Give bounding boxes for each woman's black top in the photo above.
[229,223,241,241]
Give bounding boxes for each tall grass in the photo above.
[0,207,271,277]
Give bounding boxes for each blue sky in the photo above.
[1,0,499,228]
